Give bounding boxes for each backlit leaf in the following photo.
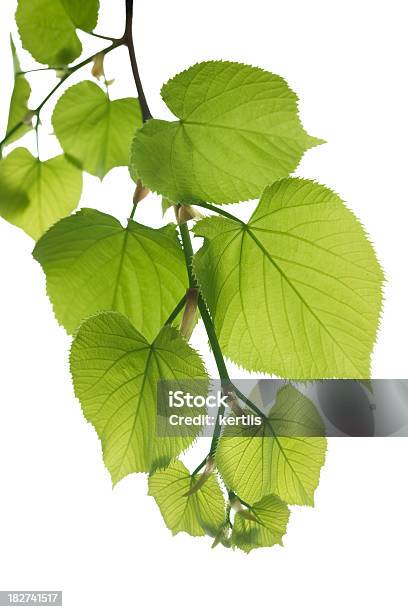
[232,494,290,553]
[0,148,82,239]
[70,314,208,483]
[16,0,99,65]
[52,81,142,178]
[148,460,225,537]
[216,384,327,506]
[33,208,187,341]
[130,61,322,204]
[193,178,384,378]
[5,38,32,146]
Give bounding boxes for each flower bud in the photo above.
[23,110,36,126]
[180,288,199,340]
[229,492,259,522]
[55,68,69,79]
[133,180,150,205]
[177,205,205,225]
[184,457,215,497]
[91,52,105,80]
[225,389,245,417]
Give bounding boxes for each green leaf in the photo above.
[0,148,82,240]
[130,61,322,205]
[194,178,384,379]
[232,494,290,553]
[52,81,142,179]
[148,460,225,537]
[60,0,100,30]
[33,208,187,341]
[70,313,208,484]
[216,385,327,506]
[6,38,32,146]
[16,0,99,66]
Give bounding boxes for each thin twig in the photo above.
[16,67,65,75]
[124,0,152,122]
[0,40,123,150]
[87,31,117,43]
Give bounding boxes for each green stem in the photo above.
[194,201,245,224]
[232,384,268,422]
[191,457,208,476]
[198,296,229,380]
[0,40,122,150]
[179,222,233,459]
[226,504,233,528]
[179,222,196,287]
[164,294,187,327]
[200,296,234,457]
[179,221,270,465]
[129,201,138,220]
[179,221,227,380]
[34,117,40,159]
[152,294,187,344]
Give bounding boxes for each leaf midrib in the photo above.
[179,119,309,142]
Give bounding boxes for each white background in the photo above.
[1,1,407,610]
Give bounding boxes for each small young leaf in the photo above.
[148,460,225,537]
[162,198,173,216]
[16,0,99,66]
[33,209,187,341]
[0,148,82,239]
[232,494,290,553]
[130,61,322,204]
[70,314,208,484]
[6,38,32,146]
[216,385,327,506]
[52,81,142,179]
[193,178,384,379]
